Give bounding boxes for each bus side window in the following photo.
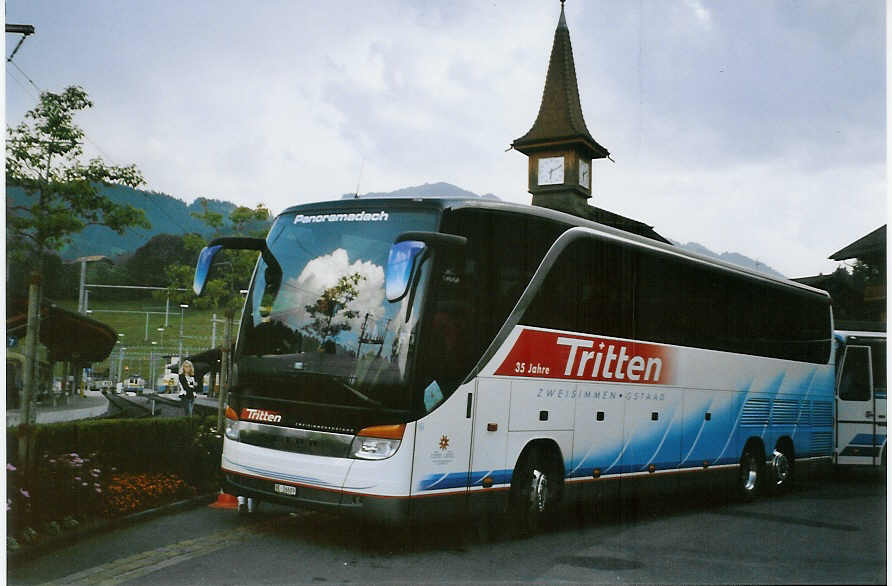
[839,346,871,401]
[522,237,634,339]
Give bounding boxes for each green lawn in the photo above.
[55,298,238,379]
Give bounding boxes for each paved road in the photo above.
[9,467,885,584]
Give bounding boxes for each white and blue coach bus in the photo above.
[192,197,835,528]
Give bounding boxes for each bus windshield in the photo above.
[236,207,439,414]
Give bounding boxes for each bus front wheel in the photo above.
[510,447,561,535]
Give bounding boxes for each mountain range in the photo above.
[7,184,244,260]
[6,181,785,277]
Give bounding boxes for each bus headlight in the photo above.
[224,419,240,441]
[224,406,240,441]
[350,424,405,460]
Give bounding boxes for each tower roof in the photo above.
[513,3,609,159]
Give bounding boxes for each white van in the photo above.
[835,330,886,466]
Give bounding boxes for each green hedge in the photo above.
[8,416,222,487]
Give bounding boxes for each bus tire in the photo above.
[737,444,763,502]
[768,441,794,495]
[510,446,562,535]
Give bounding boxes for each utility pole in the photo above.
[178,304,188,368]
[217,311,233,429]
[118,347,126,384]
[78,260,87,313]
[211,313,218,348]
[20,274,41,427]
[8,21,37,474]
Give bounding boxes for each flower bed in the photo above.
[102,472,196,517]
[7,416,222,552]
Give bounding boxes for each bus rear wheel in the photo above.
[768,443,793,495]
[737,445,762,502]
[510,448,561,535]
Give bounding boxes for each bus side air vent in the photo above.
[811,431,832,454]
[811,401,833,427]
[741,398,770,427]
[797,401,811,425]
[771,399,798,426]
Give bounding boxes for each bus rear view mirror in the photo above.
[385,240,426,302]
[192,236,282,297]
[193,244,224,296]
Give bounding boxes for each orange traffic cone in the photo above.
[209,490,239,509]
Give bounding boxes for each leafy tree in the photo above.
[6,85,151,429]
[160,203,272,313]
[6,86,150,259]
[6,249,79,301]
[125,234,192,287]
[852,259,882,290]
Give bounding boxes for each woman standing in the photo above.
[178,360,198,416]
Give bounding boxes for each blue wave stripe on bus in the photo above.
[470,469,513,486]
[419,458,747,492]
[420,470,512,491]
[416,364,834,493]
[850,433,886,446]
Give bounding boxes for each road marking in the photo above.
[44,515,297,585]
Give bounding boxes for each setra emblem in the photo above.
[439,435,449,451]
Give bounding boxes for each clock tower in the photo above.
[512,1,609,217]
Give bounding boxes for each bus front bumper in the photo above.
[223,470,411,524]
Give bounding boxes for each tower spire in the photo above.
[512,2,608,160]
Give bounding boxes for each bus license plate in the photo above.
[274,483,297,496]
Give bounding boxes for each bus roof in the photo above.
[278,196,830,301]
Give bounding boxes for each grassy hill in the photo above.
[56,298,236,380]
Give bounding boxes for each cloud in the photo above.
[275,248,386,342]
[4,0,884,279]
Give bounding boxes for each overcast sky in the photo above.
[4,0,886,277]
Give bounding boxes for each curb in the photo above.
[7,492,218,564]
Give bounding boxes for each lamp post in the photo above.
[118,347,126,386]
[150,341,158,392]
[113,333,124,381]
[178,304,189,369]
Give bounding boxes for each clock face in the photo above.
[579,160,590,188]
[537,156,564,186]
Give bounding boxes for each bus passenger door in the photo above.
[410,381,475,517]
[836,345,877,465]
[468,377,510,514]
